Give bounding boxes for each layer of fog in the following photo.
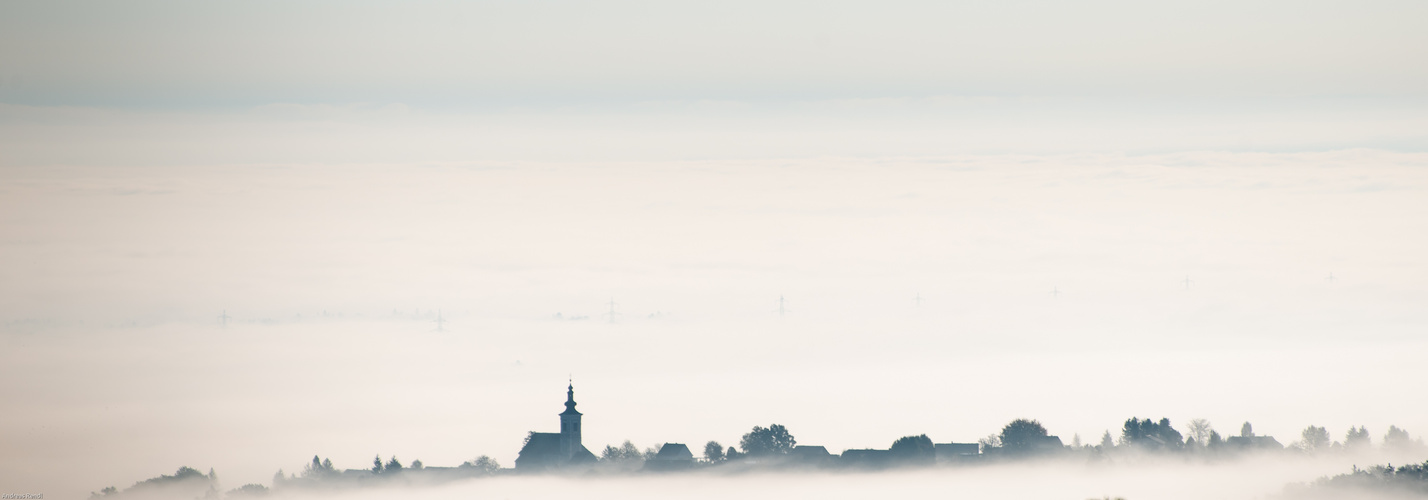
[341,460,1423,500]
[3,152,1426,498]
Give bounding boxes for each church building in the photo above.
[514,382,597,470]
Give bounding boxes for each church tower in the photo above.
[558,381,583,459]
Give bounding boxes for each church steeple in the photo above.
[558,379,583,459]
[564,381,578,413]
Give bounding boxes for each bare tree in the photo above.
[1187,419,1213,445]
[978,433,1002,452]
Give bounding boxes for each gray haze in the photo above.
[2,1,1427,499]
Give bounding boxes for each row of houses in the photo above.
[515,384,995,472]
[514,384,1288,473]
[639,441,984,470]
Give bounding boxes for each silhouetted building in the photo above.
[789,445,833,466]
[1227,435,1283,450]
[645,443,694,471]
[934,442,979,462]
[515,383,597,470]
[1038,435,1065,451]
[840,449,892,468]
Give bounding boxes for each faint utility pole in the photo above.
[605,297,619,324]
[914,293,923,307]
[1183,275,1193,291]
[1326,272,1337,284]
[435,309,446,332]
[1050,286,1061,298]
[779,295,787,317]
[218,310,231,328]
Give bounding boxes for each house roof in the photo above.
[654,443,693,461]
[791,445,830,456]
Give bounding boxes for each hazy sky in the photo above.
[3,0,1427,106]
[4,0,1428,166]
[2,2,1427,499]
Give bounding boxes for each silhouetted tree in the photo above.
[102,466,216,499]
[1346,426,1371,449]
[1121,418,1184,451]
[704,441,725,462]
[302,455,336,477]
[620,441,642,461]
[1385,426,1415,451]
[1208,430,1223,449]
[461,455,501,473]
[1099,431,1114,449]
[602,440,644,462]
[889,434,935,464]
[410,459,423,470]
[385,456,403,472]
[372,456,383,474]
[1299,426,1331,452]
[1241,422,1255,438]
[740,424,796,456]
[1292,460,1428,496]
[726,446,743,460]
[999,419,1049,454]
[227,484,269,498]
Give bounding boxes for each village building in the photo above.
[1227,435,1284,450]
[644,443,695,471]
[933,442,980,462]
[788,445,834,465]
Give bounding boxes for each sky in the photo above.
[2,1,1427,499]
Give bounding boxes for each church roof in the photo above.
[515,433,563,469]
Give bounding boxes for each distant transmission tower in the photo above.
[435,309,446,332]
[1183,275,1193,290]
[605,297,619,324]
[1050,286,1061,298]
[218,310,231,328]
[779,295,787,317]
[1326,272,1337,284]
[914,293,923,307]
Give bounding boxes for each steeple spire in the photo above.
[564,378,578,413]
